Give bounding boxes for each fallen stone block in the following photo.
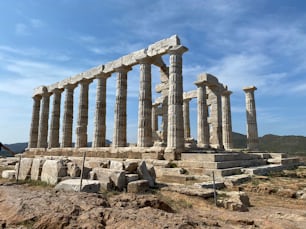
[194,181,225,190]
[31,158,45,180]
[217,191,251,212]
[54,179,100,193]
[67,162,81,178]
[126,174,139,183]
[127,180,149,193]
[41,160,67,185]
[15,158,33,180]
[110,160,124,170]
[137,161,155,187]
[1,170,15,179]
[124,160,139,173]
[93,168,126,190]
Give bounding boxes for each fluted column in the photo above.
[195,81,210,148]
[152,104,158,132]
[48,88,63,148]
[243,86,259,150]
[183,98,191,139]
[61,84,77,147]
[113,66,131,147]
[137,59,152,147]
[209,85,223,149]
[76,79,92,148]
[93,74,109,147]
[166,45,188,158]
[37,87,51,148]
[28,95,42,148]
[222,90,233,150]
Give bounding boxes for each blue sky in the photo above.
[1,0,306,144]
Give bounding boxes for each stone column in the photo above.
[152,104,158,132]
[113,66,131,147]
[161,96,168,144]
[28,95,41,148]
[165,45,188,158]
[92,74,108,147]
[61,84,77,148]
[48,88,63,148]
[243,86,259,150]
[222,90,233,150]
[137,59,152,147]
[75,79,92,148]
[209,85,223,149]
[195,81,210,148]
[37,87,51,148]
[183,98,191,139]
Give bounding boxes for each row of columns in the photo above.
[29,46,187,155]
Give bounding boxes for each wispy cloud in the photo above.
[15,18,45,36]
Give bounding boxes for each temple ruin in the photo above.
[27,35,259,159]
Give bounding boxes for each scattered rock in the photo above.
[126,174,139,183]
[15,158,33,180]
[110,160,124,170]
[93,168,126,190]
[217,191,250,212]
[124,160,139,173]
[31,158,45,180]
[67,162,81,178]
[137,161,155,187]
[55,179,100,193]
[41,160,67,185]
[1,170,15,179]
[127,180,149,193]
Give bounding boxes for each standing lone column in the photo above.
[209,85,223,149]
[195,81,210,148]
[48,88,63,148]
[165,45,188,159]
[222,90,233,150]
[61,84,77,148]
[37,87,51,148]
[243,86,259,150]
[137,59,152,147]
[183,98,191,139]
[93,74,108,147]
[113,66,131,147]
[76,79,92,148]
[28,95,42,148]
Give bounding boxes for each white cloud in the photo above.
[15,23,29,35]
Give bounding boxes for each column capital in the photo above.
[168,45,188,55]
[96,72,111,79]
[64,83,77,90]
[32,94,42,100]
[51,88,64,94]
[194,80,208,87]
[79,78,93,85]
[41,86,52,97]
[183,97,192,102]
[243,86,257,92]
[136,56,152,64]
[222,90,232,96]
[114,65,132,73]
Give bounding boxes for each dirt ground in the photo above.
[0,168,305,229]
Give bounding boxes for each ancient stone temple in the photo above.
[27,35,257,159]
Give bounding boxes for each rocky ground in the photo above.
[0,165,306,228]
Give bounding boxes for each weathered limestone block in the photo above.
[126,174,139,183]
[127,180,149,193]
[1,170,15,179]
[124,160,139,173]
[110,160,124,170]
[217,191,251,212]
[137,161,155,187]
[41,160,67,185]
[16,158,33,180]
[67,162,81,178]
[55,179,100,193]
[85,159,109,169]
[31,158,46,180]
[147,164,157,181]
[92,168,126,190]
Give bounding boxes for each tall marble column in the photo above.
[195,81,210,148]
[243,86,259,150]
[152,104,158,132]
[209,85,223,149]
[183,98,191,139]
[61,84,77,147]
[166,45,188,158]
[28,95,42,148]
[137,59,152,147]
[161,96,168,144]
[76,79,92,148]
[222,90,233,150]
[113,66,130,147]
[48,88,63,148]
[37,87,51,148]
[92,74,108,147]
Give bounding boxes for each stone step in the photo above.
[181,152,262,162]
[267,157,300,165]
[157,174,196,184]
[194,181,225,190]
[223,174,251,186]
[242,164,285,175]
